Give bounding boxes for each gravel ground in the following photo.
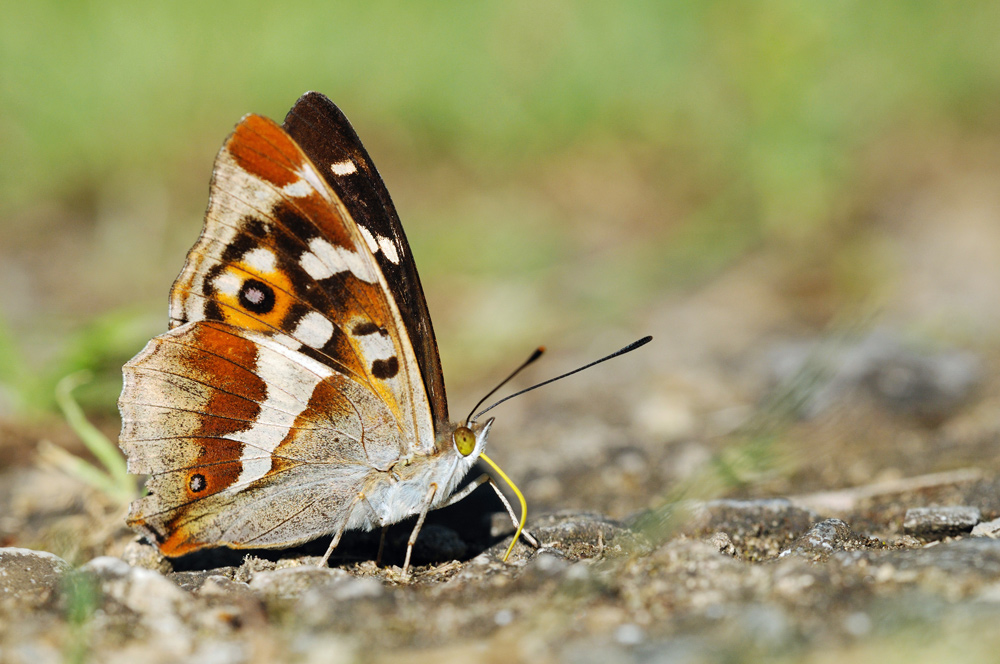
[4,167,1000,663]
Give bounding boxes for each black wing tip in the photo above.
[294,90,331,106]
[286,91,349,126]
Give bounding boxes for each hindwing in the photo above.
[119,322,393,554]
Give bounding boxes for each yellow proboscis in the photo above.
[479,452,526,562]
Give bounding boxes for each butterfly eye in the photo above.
[453,427,476,456]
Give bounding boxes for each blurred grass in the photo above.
[2,1,1000,415]
[0,310,156,417]
[42,371,138,504]
[4,2,999,230]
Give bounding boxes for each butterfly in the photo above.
[118,92,537,574]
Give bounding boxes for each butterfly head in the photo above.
[455,415,529,562]
[450,417,493,460]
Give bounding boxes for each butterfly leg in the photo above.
[438,474,539,549]
[485,477,540,549]
[436,472,491,507]
[401,482,438,578]
[318,490,368,568]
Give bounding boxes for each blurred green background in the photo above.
[2,1,1000,418]
[4,6,1000,660]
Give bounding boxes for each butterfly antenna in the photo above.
[466,347,546,425]
[471,336,653,423]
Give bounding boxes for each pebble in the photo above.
[781,518,874,562]
[494,609,514,626]
[903,506,982,539]
[523,550,570,578]
[328,576,383,602]
[842,611,872,636]
[687,498,818,540]
[0,547,71,607]
[614,622,645,646]
[529,511,629,545]
[120,539,172,574]
[80,556,191,614]
[247,566,351,599]
[971,517,1000,539]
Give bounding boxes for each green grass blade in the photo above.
[53,371,136,503]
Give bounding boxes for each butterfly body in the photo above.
[119,93,499,562]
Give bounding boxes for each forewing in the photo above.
[169,112,434,451]
[281,92,448,428]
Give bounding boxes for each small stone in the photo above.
[527,550,570,576]
[836,538,1000,590]
[975,582,1000,603]
[80,556,190,613]
[708,531,738,557]
[510,549,571,587]
[79,555,132,577]
[614,622,645,646]
[196,574,253,597]
[494,608,514,626]
[526,511,631,559]
[888,534,923,548]
[781,519,875,562]
[971,517,1000,539]
[233,555,282,583]
[0,547,71,608]
[293,576,395,629]
[169,568,239,592]
[903,506,982,539]
[565,561,593,582]
[79,555,194,642]
[687,499,818,540]
[470,553,492,566]
[843,611,872,636]
[120,539,172,574]
[249,566,351,599]
[291,634,360,664]
[329,576,383,602]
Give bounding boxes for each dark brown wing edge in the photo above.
[281,91,449,428]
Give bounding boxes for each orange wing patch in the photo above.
[227,114,303,189]
[208,255,297,333]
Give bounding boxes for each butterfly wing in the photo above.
[120,322,387,553]
[169,111,434,450]
[120,109,440,554]
[282,92,449,428]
